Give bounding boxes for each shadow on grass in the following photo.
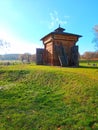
[79,65,98,69]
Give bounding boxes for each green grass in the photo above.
[0,63,98,130]
[79,60,98,68]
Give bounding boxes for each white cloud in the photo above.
[0,27,41,54]
[49,11,69,29]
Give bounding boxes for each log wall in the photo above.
[42,34,79,66]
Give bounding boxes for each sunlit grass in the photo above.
[0,63,98,130]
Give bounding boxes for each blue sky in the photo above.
[0,0,98,54]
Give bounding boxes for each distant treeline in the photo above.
[0,54,19,60]
[0,53,36,63]
[0,51,98,62]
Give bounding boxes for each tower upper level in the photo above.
[41,26,82,44]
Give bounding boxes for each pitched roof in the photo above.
[41,26,82,40]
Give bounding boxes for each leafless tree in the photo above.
[19,53,36,63]
[0,39,10,51]
[80,51,98,60]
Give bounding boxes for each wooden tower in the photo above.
[36,26,82,67]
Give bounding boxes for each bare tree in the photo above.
[93,25,98,51]
[19,53,34,63]
[19,53,36,63]
[0,39,10,52]
[80,51,98,60]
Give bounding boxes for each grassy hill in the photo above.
[0,63,98,130]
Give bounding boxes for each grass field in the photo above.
[0,62,98,130]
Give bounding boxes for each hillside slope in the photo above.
[0,64,98,130]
